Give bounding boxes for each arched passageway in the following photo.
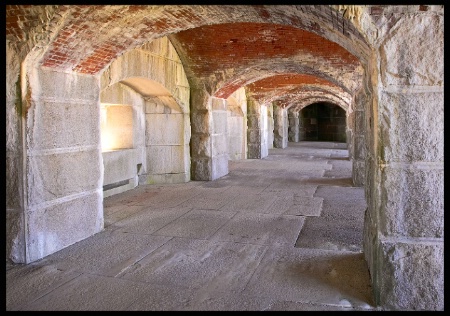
[6,5,443,310]
[298,102,347,142]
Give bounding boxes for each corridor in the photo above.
[7,141,375,311]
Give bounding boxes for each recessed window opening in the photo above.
[100,103,134,152]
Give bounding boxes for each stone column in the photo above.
[190,88,228,180]
[190,88,212,180]
[273,104,288,148]
[12,67,104,263]
[210,97,229,179]
[351,86,367,187]
[257,104,270,157]
[247,97,263,159]
[364,10,443,310]
[288,109,299,142]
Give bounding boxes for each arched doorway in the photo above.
[299,102,347,142]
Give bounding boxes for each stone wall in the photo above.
[6,41,26,263]
[360,7,444,310]
[288,110,300,142]
[23,68,104,263]
[273,104,288,148]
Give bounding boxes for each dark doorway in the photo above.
[299,102,346,142]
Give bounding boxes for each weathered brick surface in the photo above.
[7,5,366,102]
[7,6,366,74]
[246,74,336,105]
[171,22,362,99]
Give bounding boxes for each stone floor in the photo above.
[6,141,377,311]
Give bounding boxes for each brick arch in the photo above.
[170,22,364,98]
[244,73,352,107]
[276,86,351,110]
[214,59,361,100]
[291,95,350,113]
[7,5,370,75]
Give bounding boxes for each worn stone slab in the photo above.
[181,292,370,311]
[153,209,236,239]
[264,193,295,215]
[315,186,366,222]
[103,184,166,206]
[27,150,101,206]
[104,205,145,227]
[377,240,443,311]
[109,206,193,234]
[102,149,140,185]
[285,197,323,216]
[177,185,235,209]
[118,238,267,291]
[182,291,276,311]
[127,283,199,310]
[263,174,322,191]
[295,217,363,252]
[145,145,185,174]
[210,213,304,246]
[20,274,156,311]
[324,159,352,179]
[379,91,443,163]
[26,192,103,263]
[380,166,443,238]
[219,192,266,212]
[280,187,318,198]
[380,14,443,87]
[6,264,82,311]
[229,193,279,214]
[126,185,204,208]
[29,100,100,150]
[245,247,374,309]
[267,300,372,311]
[38,230,172,277]
[299,176,354,187]
[178,196,228,210]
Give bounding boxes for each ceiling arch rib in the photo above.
[275,86,352,107]
[290,95,350,113]
[211,61,356,100]
[243,73,351,106]
[169,22,363,98]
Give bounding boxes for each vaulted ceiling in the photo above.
[7,5,370,110]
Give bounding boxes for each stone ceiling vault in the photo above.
[7,5,370,108]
